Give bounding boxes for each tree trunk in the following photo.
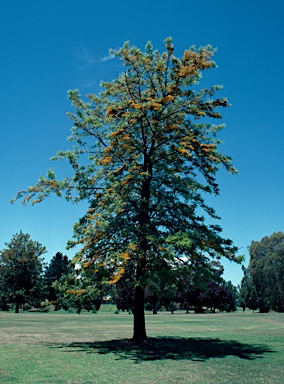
[132,155,152,342]
[15,302,20,313]
[194,305,204,313]
[153,301,158,315]
[132,285,147,342]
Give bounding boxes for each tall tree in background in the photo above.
[53,264,102,314]
[263,246,284,312]
[239,267,259,312]
[176,260,236,313]
[144,260,178,314]
[0,231,46,312]
[248,232,284,312]
[205,281,236,313]
[44,252,70,309]
[14,38,241,341]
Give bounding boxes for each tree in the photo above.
[115,278,135,312]
[14,38,242,341]
[176,261,236,313]
[53,262,102,313]
[239,267,259,312]
[144,260,178,314]
[0,231,46,312]
[248,232,284,312]
[222,280,238,310]
[176,274,206,313]
[263,247,284,312]
[115,260,178,314]
[206,281,236,313]
[246,280,259,312]
[44,252,70,309]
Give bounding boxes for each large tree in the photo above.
[248,232,284,312]
[14,38,241,341]
[0,231,46,312]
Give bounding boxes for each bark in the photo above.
[132,151,152,342]
[153,302,158,315]
[132,284,147,342]
[194,305,204,313]
[15,302,20,313]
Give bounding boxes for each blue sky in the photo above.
[1,0,284,286]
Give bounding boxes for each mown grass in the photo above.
[0,307,283,383]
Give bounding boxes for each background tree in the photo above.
[113,261,178,314]
[144,260,178,314]
[205,281,236,313]
[44,252,70,309]
[0,231,46,312]
[0,272,10,311]
[222,280,238,309]
[176,275,200,313]
[176,261,236,313]
[263,247,284,312]
[115,278,135,312]
[53,262,102,313]
[248,232,284,312]
[239,267,259,312]
[14,38,242,341]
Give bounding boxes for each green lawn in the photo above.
[0,307,283,383]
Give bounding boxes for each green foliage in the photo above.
[144,262,178,314]
[206,282,236,313]
[52,262,102,313]
[0,231,46,312]
[44,252,71,308]
[40,300,51,312]
[248,232,284,312]
[115,276,135,313]
[239,267,259,312]
[222,280,238,308]
[14,38,241,339]
[176,262,237,313]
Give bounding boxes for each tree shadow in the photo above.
[47,337,275,363]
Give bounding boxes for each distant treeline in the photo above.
[2,231,284,314]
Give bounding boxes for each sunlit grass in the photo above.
[0,308,283,383]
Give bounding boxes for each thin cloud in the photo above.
[82,81,99,88]
[77,47,115,66]
[77,47,97,65]
[101,53,115,62]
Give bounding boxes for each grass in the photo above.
[0,307,283,383]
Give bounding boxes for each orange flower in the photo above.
[121,252,131,260]
[83,261,92,268]
[176,148,192,157]
[98,262,105,267]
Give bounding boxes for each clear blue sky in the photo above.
[1,0,284,286]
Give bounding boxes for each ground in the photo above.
[0,306,283,383]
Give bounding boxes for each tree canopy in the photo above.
[14,38,241,341]
[52,263,102,314]
[246,232,284,312]
[44,252,70,309]
[0,231,46,312]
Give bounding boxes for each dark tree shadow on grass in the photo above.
[47,337,275,363]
